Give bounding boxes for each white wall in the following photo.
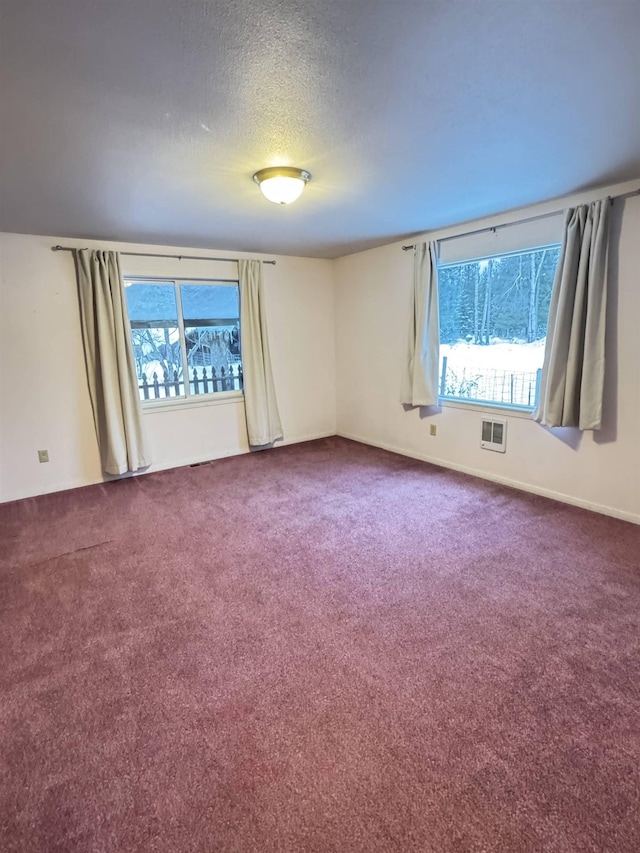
[2,181,639,521]
[0,233,336,502]
[334,184,640,523]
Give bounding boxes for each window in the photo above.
[124,279,242,404]
[437,244,561,409]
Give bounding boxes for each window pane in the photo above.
[180,284,242,397]
[438,245,561,408]
[125,281,179,325]
[180,283,239,324]
[125,282,184,401]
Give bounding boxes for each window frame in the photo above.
[124,275,243,410]
[435,241,562,413]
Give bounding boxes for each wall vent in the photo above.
[481,418,507,453]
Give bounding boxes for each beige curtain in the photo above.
[74,249,151,474]
[238,260,283,447]
[534,200,610,429]
[401,241,440,406]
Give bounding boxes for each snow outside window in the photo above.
[437,244,561,410]
[124,279,243,404]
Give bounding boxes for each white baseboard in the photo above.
[11,428,635,525]
[337,430,640,526]
[1,429,339,504]
[281,429,337,447]
[0,474,105,504]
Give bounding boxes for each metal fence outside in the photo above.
[439,356,541,408]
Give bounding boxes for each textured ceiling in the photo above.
[1,0,639,258]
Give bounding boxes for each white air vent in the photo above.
[481,418,507,453]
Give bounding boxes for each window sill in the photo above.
[439,397,535,420]
[141,391,244,414]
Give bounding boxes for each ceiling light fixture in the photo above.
[253,166,311,205]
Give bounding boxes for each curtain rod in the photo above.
[51,245,277,265]
[401,187,640,251]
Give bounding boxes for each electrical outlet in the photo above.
[38,449,49,463]
[429,424,437,437]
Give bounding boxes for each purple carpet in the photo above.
[1,437,639,852]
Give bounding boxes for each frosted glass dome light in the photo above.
[253,167,311,205]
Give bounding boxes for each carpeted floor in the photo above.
[1,437,639,853]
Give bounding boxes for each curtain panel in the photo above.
[401,241,440,407]
[74,249,151,474]
[238,260,283,447]
[534,200,610,430]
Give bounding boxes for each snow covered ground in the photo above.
[439,339,546,406]
[440,339,546,373]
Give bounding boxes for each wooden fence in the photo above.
[139,364,243,401]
